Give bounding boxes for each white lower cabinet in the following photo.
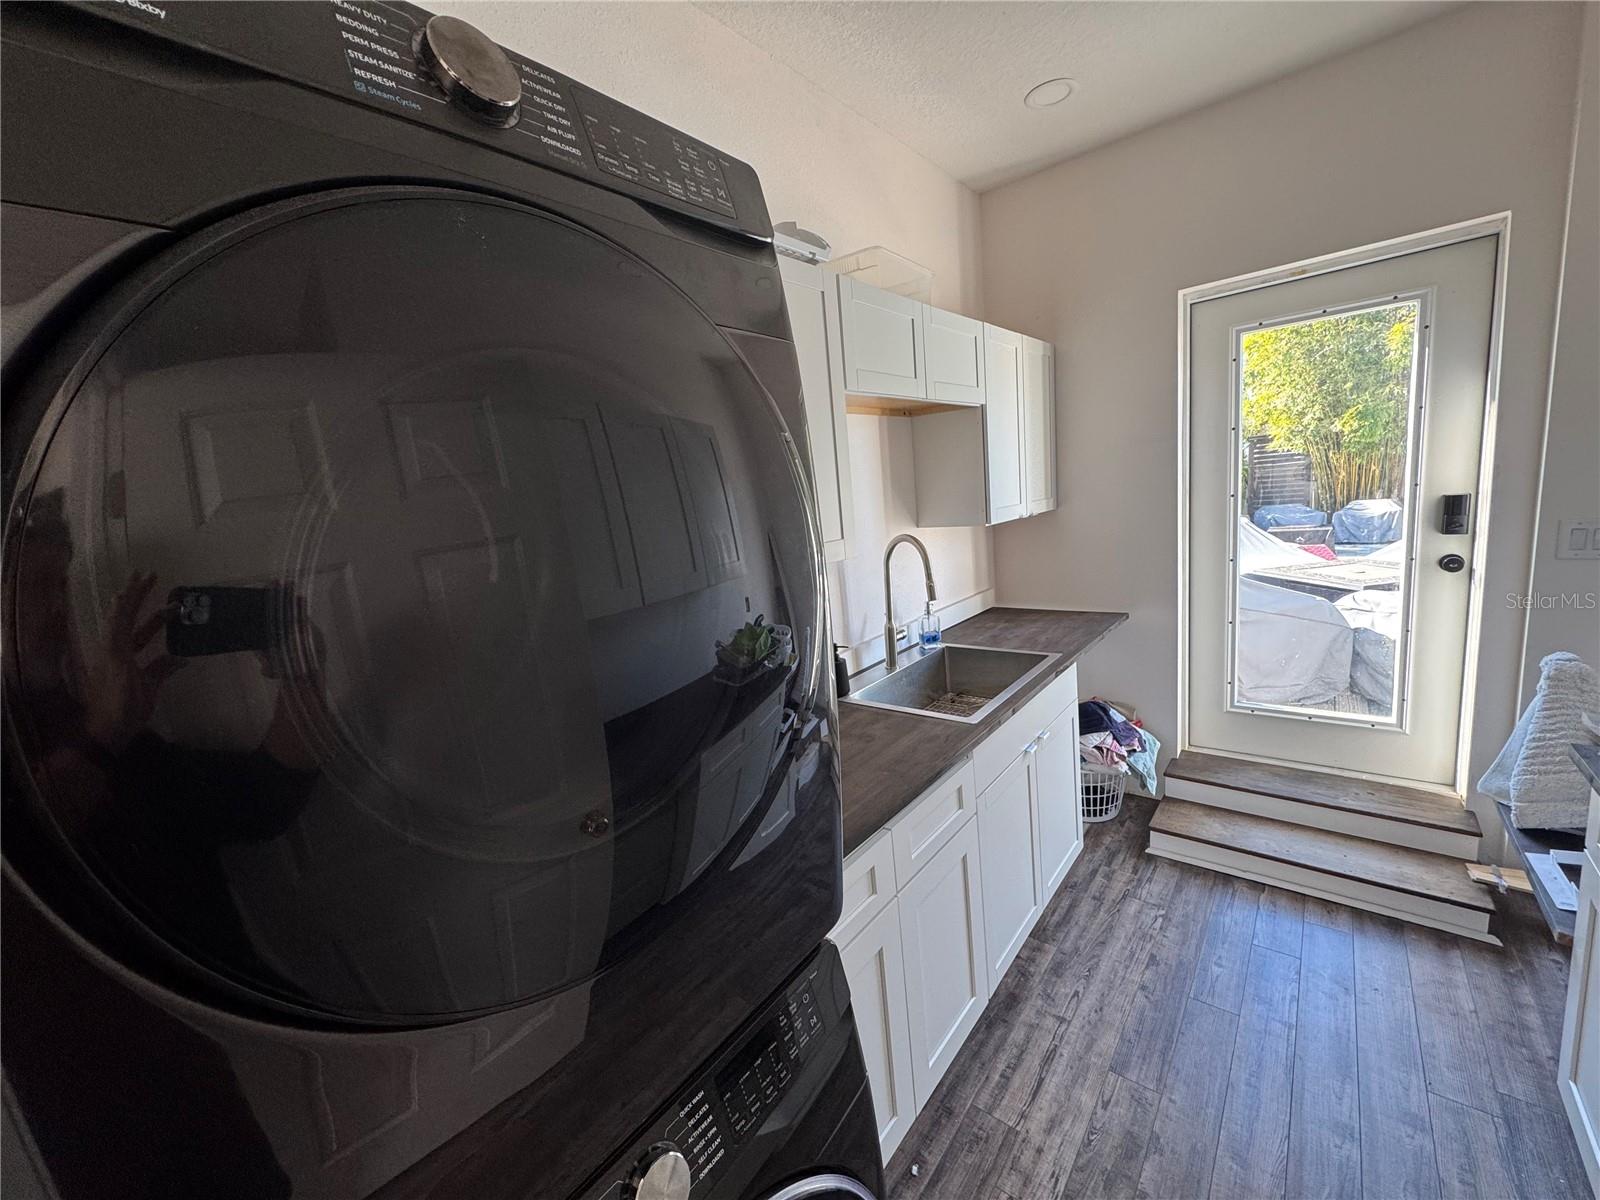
[830,663,1083,1158]
[977,752,1041,995]
[1558,788,1600,1196]
[898,818,988,1105]
[1033,704,1085,897]
[837,896,918,1162]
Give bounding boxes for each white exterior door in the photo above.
[1187,234,1498,788]
[984,324,1027,525]
[780,258,854,562]
[898,817,988,1104]
[977,752,1041,994]
[838,276,925,399]
[922,306,986,405]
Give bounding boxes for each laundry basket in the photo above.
[1080,763,1128,824]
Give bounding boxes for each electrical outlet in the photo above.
[1555,520,1600,560]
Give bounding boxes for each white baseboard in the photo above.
[1148,831,1498,944]
[1164,777,1480,859]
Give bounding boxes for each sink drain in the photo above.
[922,691,992,718]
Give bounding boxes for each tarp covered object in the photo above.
[1335,589,1401,707]
[1236,577,1354,706]
[1235,520,1353,705]
[1332,498,1403,544]
[1252,503,1328,530]
[1238,518,1318,572]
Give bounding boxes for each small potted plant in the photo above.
[715,615,782,685]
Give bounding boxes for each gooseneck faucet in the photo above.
[882,533,937,673]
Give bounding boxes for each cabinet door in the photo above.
[539,399,643,618]
[923,306,986,406]
[672,417,745,586]
[1033,704,1084,900]
[780,259,854,561]
[838,276,925,400]
[983,325,1026,525]
[1558,834,1600,1196]
[601,407,707,603]
[838,898,919,1162]
[977,752,1041,995]
[1022,336,1057,516]
[898,818,988,1104]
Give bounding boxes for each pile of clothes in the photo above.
[1079,699,1161,794]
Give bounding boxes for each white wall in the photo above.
[979,2,1587,842]
[1522,3,1600,694]
[435,2,994,667]
[828,414,993,670]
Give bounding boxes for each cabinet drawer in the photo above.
[890,758,978,887]
[972,663,1077,795]
[831,828,898,948]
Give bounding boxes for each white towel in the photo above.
[1478,652,1600,829]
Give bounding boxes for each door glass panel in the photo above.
[6,194,819,1020]
[1230,299,1420,722]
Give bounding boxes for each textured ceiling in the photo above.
[694,1,1461,191]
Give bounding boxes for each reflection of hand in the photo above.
[82,571,184,754]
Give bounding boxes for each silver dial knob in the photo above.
[630,1146,692,1200]
[415,15,521,127]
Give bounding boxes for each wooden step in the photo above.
[1164,751,1481,858]
[1148,798,1498,943]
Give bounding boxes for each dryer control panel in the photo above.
[578,947,847,1200]
[68,0,768,240]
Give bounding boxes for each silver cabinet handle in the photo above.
[1036,730,1052,744]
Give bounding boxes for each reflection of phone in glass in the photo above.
[166,586,277,657]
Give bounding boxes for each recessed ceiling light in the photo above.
[1024,77,1076,109]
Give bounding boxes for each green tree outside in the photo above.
[1240,301,1418,515]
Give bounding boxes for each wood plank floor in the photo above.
[886,796,1593,1200]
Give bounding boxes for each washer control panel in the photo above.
[71,0,768,239]
[578,956,838,1200]
[716,983,824,1143]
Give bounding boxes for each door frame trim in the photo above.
[1175,212,1512,796]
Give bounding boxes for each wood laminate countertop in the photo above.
[838,607,1128,855]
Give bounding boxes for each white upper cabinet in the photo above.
[780,258,854,561]
[922,306,986,406]
[1022,335,1057,516]
[982,324,1026,525]
[837,275,926,400]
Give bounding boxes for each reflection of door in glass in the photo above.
[1188,234,1498,789]
[1233,299,1420,722]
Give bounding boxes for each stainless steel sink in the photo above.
[841,643,1060,724]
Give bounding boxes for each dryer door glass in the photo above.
[6,192,826,1020]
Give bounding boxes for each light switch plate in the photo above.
[1555,520,1600,559]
